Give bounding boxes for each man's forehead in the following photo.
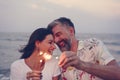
[52,25,65,33]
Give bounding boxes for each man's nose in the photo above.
[54,36,60,43]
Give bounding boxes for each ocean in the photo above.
[0,32,120,80]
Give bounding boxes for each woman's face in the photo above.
[38,34,56,55]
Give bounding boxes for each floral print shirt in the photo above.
[61,38,115,80]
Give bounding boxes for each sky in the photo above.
[0,0,120,33]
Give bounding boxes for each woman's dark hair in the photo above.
[20,28,52,59]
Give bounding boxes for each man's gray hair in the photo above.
[47,17,75,34]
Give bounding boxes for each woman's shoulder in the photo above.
[11,59,25,68]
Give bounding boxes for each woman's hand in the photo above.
[26,60,45,80]
[26,55,45,80]
[26,70,42,80]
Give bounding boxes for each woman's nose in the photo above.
[53,44,56,49]
[51,44,56,50]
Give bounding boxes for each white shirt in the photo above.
[10,58,60,80]
[62,38,115,80]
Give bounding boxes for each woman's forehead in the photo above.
[44,34,54,41]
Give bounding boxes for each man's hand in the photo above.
[58,51,83,70]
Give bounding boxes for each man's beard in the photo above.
[57,39,71,52]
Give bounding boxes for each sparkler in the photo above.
[40,59,43,63]
[39,51,52,63]
[43,53,52,60]
[55,56,59,60]
[39,51,52,80]
[67,66,74,71]
[39,51,44,56]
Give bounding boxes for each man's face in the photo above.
[52,24,72,52]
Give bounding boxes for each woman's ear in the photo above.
[35,40,41,48]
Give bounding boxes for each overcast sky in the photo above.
[0,0,120,33]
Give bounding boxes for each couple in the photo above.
[10,17,120,80]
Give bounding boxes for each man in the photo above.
[47,17,120,80]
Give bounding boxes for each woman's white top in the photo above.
[10,58,60,80]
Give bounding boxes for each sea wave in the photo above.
[0,69,10,80]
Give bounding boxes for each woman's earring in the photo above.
[36,47,40,52]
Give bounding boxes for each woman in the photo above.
[10,28,61,80]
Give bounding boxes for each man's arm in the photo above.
[79,59,120,80]
[59,51,120,80]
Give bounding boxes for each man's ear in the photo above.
[69,27,74,36]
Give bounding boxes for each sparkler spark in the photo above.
[67,66,74,71]
[43,53,52,60]
[55,56,59,59]
[39,51,43,56]
[40,59,43,63]
[39,51,52,61]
